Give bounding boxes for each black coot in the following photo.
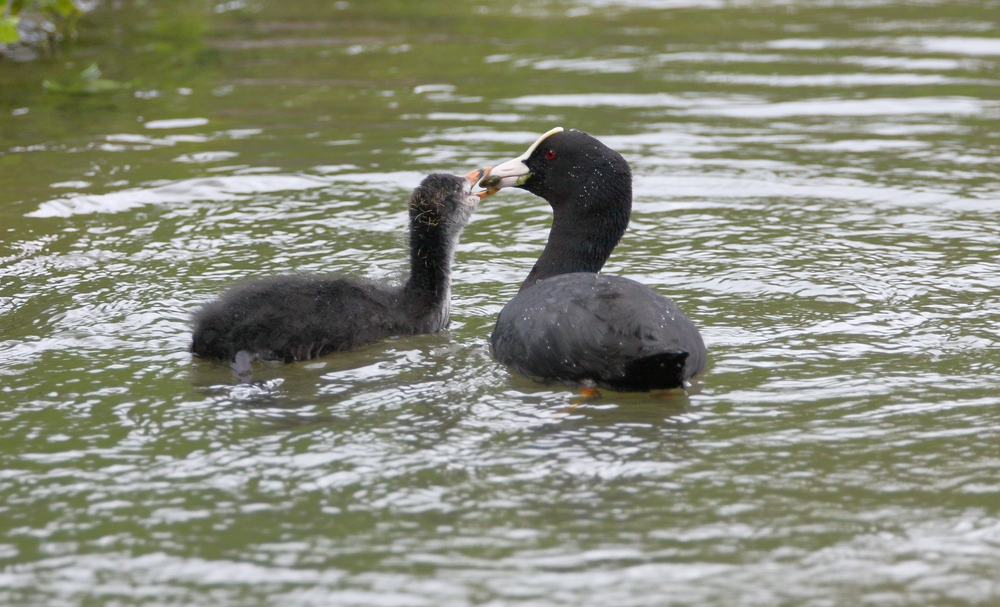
[191,169,492,376]
[481,128,706,391]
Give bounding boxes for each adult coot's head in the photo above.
[479,129,632,289]
[480,128,631,220]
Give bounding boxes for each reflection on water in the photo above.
[2,0,1000,605]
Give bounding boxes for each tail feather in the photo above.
[607,350,689,392]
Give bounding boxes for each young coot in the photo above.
[191,169,493,376]
[480,129,706,391]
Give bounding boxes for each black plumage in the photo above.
[483,129,706,391]
[191,171,486,373]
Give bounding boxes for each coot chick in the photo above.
[480,128,706,391]
[191,169,493,376]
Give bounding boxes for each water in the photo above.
[2,1,1000,605]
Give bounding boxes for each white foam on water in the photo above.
[503,93,989,118]
[50,181,92,189]
[504,93,733,108]
[793,139,931,152]
[632,173,991,213]
[657,51,789,63]
[902,36,1000,56]
[424,112,527,122]
[695,72,960,87]
[143,117,210,129]
[27,175,332,218]
[841,56,964,71]
[766,35,1000,56]
[26,170,436,218]
[172,151,240,164]
[683,96,988,118]
[532,57,643,73]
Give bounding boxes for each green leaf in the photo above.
[40,0,78,18]
[11,0,25,15]
[80,63,101,81]
[43,77,127,95]
[0,15,19,44]
[82,79,125,93]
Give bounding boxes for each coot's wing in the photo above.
[192,275,398,362]
[607,276,707,380]
[492,276,629,382]
[491,273,699,388]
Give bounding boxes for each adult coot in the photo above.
[481,128,706,391]
[191,169,493,376]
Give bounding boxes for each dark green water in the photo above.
[2,1,1000,605]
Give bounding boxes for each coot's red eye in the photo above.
[544,149,557,161]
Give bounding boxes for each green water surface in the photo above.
[2,1,999,605]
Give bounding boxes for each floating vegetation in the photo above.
[0,0,84,61]
[42,62,130,93]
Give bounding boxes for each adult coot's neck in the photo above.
[520,141,632,291]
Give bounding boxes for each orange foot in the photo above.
[649,388,684,400]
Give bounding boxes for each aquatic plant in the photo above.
[0,0,84,60]
[42,61,129,93]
